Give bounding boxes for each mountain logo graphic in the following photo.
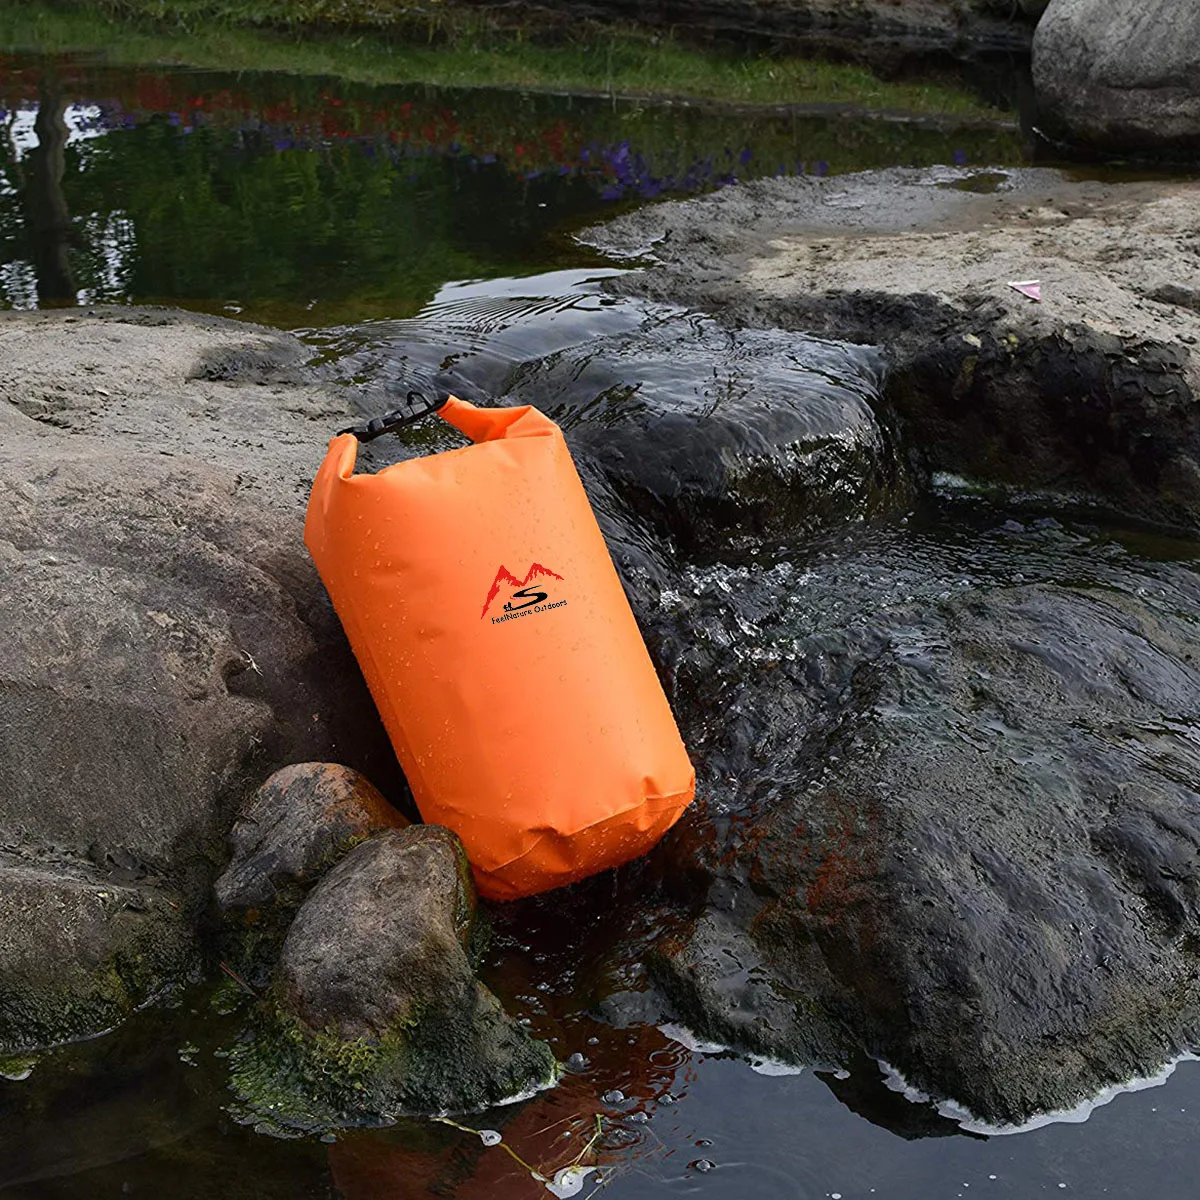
[481,562,564,619]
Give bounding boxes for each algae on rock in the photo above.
[228,827,557,1129]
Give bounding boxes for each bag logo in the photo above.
[482,563,567,623]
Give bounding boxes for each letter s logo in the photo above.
[508,586,549,610]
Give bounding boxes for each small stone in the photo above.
[215,762,406,916]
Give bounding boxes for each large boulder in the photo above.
[646,515,1200,1126]
[229,826,557,1127]
[1033,0,1200,159]
[0,308,398,1050]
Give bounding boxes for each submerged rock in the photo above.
[230,826,556,1127]
[507,316,912,555]
[215,763,408,977]
[646,515,1200,1125]
[1033,0,1200,160]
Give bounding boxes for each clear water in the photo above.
[4,49,1200,1200]
[1,53,1026,325]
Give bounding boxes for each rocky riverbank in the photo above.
[4,165,1200,1132]
[587,167,1200,533]
[0,309,393,1050]
[582,166,1200,1125]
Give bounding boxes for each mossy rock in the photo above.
[226,827,556,1130]
[0,864,197,1053]
[214,762,408,984]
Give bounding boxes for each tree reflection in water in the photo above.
[23,76,76,304]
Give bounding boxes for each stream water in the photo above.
[3,48,1200,1200]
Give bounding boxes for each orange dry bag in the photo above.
[304,396,695,901]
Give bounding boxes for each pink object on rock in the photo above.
[1008,280,1042,302]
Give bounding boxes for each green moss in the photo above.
[0,1052,39,1080]
[227,987,557,1132]
[4,1,1007,119]
[227,1009,408,1132]
[0,914,197,1054]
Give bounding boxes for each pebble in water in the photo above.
[690,1159,716,1173]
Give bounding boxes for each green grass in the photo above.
[3,1,1009,120]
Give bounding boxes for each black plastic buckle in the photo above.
[339,391,449,442]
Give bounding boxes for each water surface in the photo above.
[1,53,1026,324]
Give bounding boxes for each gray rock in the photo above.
[644,517,1200,1126]
[216,762,407,916]
[0,858,196,1053]
[230,826,556,1126]
[0,308,398,1049]
[579,173,1200,1120]
[505,316,912,556]
[1033,0,1200,158]
[587,168,1200,533]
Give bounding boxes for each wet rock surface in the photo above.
[1033,0,1200,160]
[0,857,196,1053]
[0,308,399,1049]
[570,169,1200,1122]
[506,316,911,555]
[587,168,1200,534]
[231,826,556,1124]
[645,514,1200,1124]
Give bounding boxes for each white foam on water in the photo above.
[545,1165,597,1198]
[659,1023,804,1076]
[879,1054,1200,1136]
[748,1056,806,1078]
[658,1022,729,1056]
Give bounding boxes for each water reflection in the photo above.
[329,1026,696,1200]
[0,54,1026,324]
[23,75,74,303]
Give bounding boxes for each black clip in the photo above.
[339,392,449,442]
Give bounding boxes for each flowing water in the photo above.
[4,47,1200,1200]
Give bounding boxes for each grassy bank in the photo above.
[3,1,1010,119]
